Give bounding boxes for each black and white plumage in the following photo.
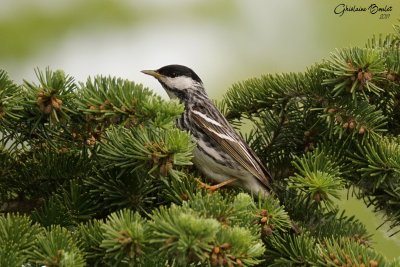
[142,64,272,194]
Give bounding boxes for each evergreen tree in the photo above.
[0,25,400,266]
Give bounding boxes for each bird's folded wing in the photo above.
[191,109,272,189]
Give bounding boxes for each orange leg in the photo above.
[195,178,238,192]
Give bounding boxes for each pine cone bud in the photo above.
[37,96,44,104]
[180,193,189,201]
[387,73,396,81]
[51,97,62,110]
[86,136,96,145]
[260,209,268,217]
[313,192,321,202]
[210,253,218,266]
[262,225,273,236]
[308,142,315,151]
[160,161,172,176]
[220,242,231,250]
[37,90,45,97]
[357,71,364,81]
[363,71,372,81]
[260,216,268,224]
[369,260,378,267]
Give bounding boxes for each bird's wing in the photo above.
[191,106,272,189]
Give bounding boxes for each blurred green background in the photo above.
[1,0,400,259]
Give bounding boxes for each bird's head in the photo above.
[141,64,204,100]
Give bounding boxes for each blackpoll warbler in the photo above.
[142,64,272,194]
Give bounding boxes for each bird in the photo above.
[141,64,273,195]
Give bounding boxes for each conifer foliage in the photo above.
[1,26,400,266]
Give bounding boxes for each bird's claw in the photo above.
[195,178,237,192]
[195,178,218,192]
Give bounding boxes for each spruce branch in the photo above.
[22,67,78,128]
[28,225,86,267]
[84,168,162,214]
[183,191,292,236]
[14,148,91,200]
[32,179,97,227]
[0,68,84,150]
[350,137,400,233]
[351,137,400,188]
[184,191,238,228]
[149,204,220,266]
[288,148,343,210]
[265,233,320,266]
[318,237,388,267]
[321,99,387,140]
[100,209,148,265]
[221,24,400,233]
[367,32,400,50]
[31,194,72,227]
[245,109,303,177]
[77,75,184,129]
[0,146,92,215]
[322,47,386,98]
[99,125,195,177]
[212,226,265,267]
[0,70,24,134]
[75,220,105,266]
[265,233,395,267]
[224,72,309,120]
[0,145,19,202]
[255,194,292,237]
[0,214,43,267]
[160,172,202,204]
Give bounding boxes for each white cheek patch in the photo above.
[160,76,198,91]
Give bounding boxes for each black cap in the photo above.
[156,64,202,84]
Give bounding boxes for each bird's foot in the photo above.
[195,178,237,192]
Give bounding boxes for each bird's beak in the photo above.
[141,69,161,79]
